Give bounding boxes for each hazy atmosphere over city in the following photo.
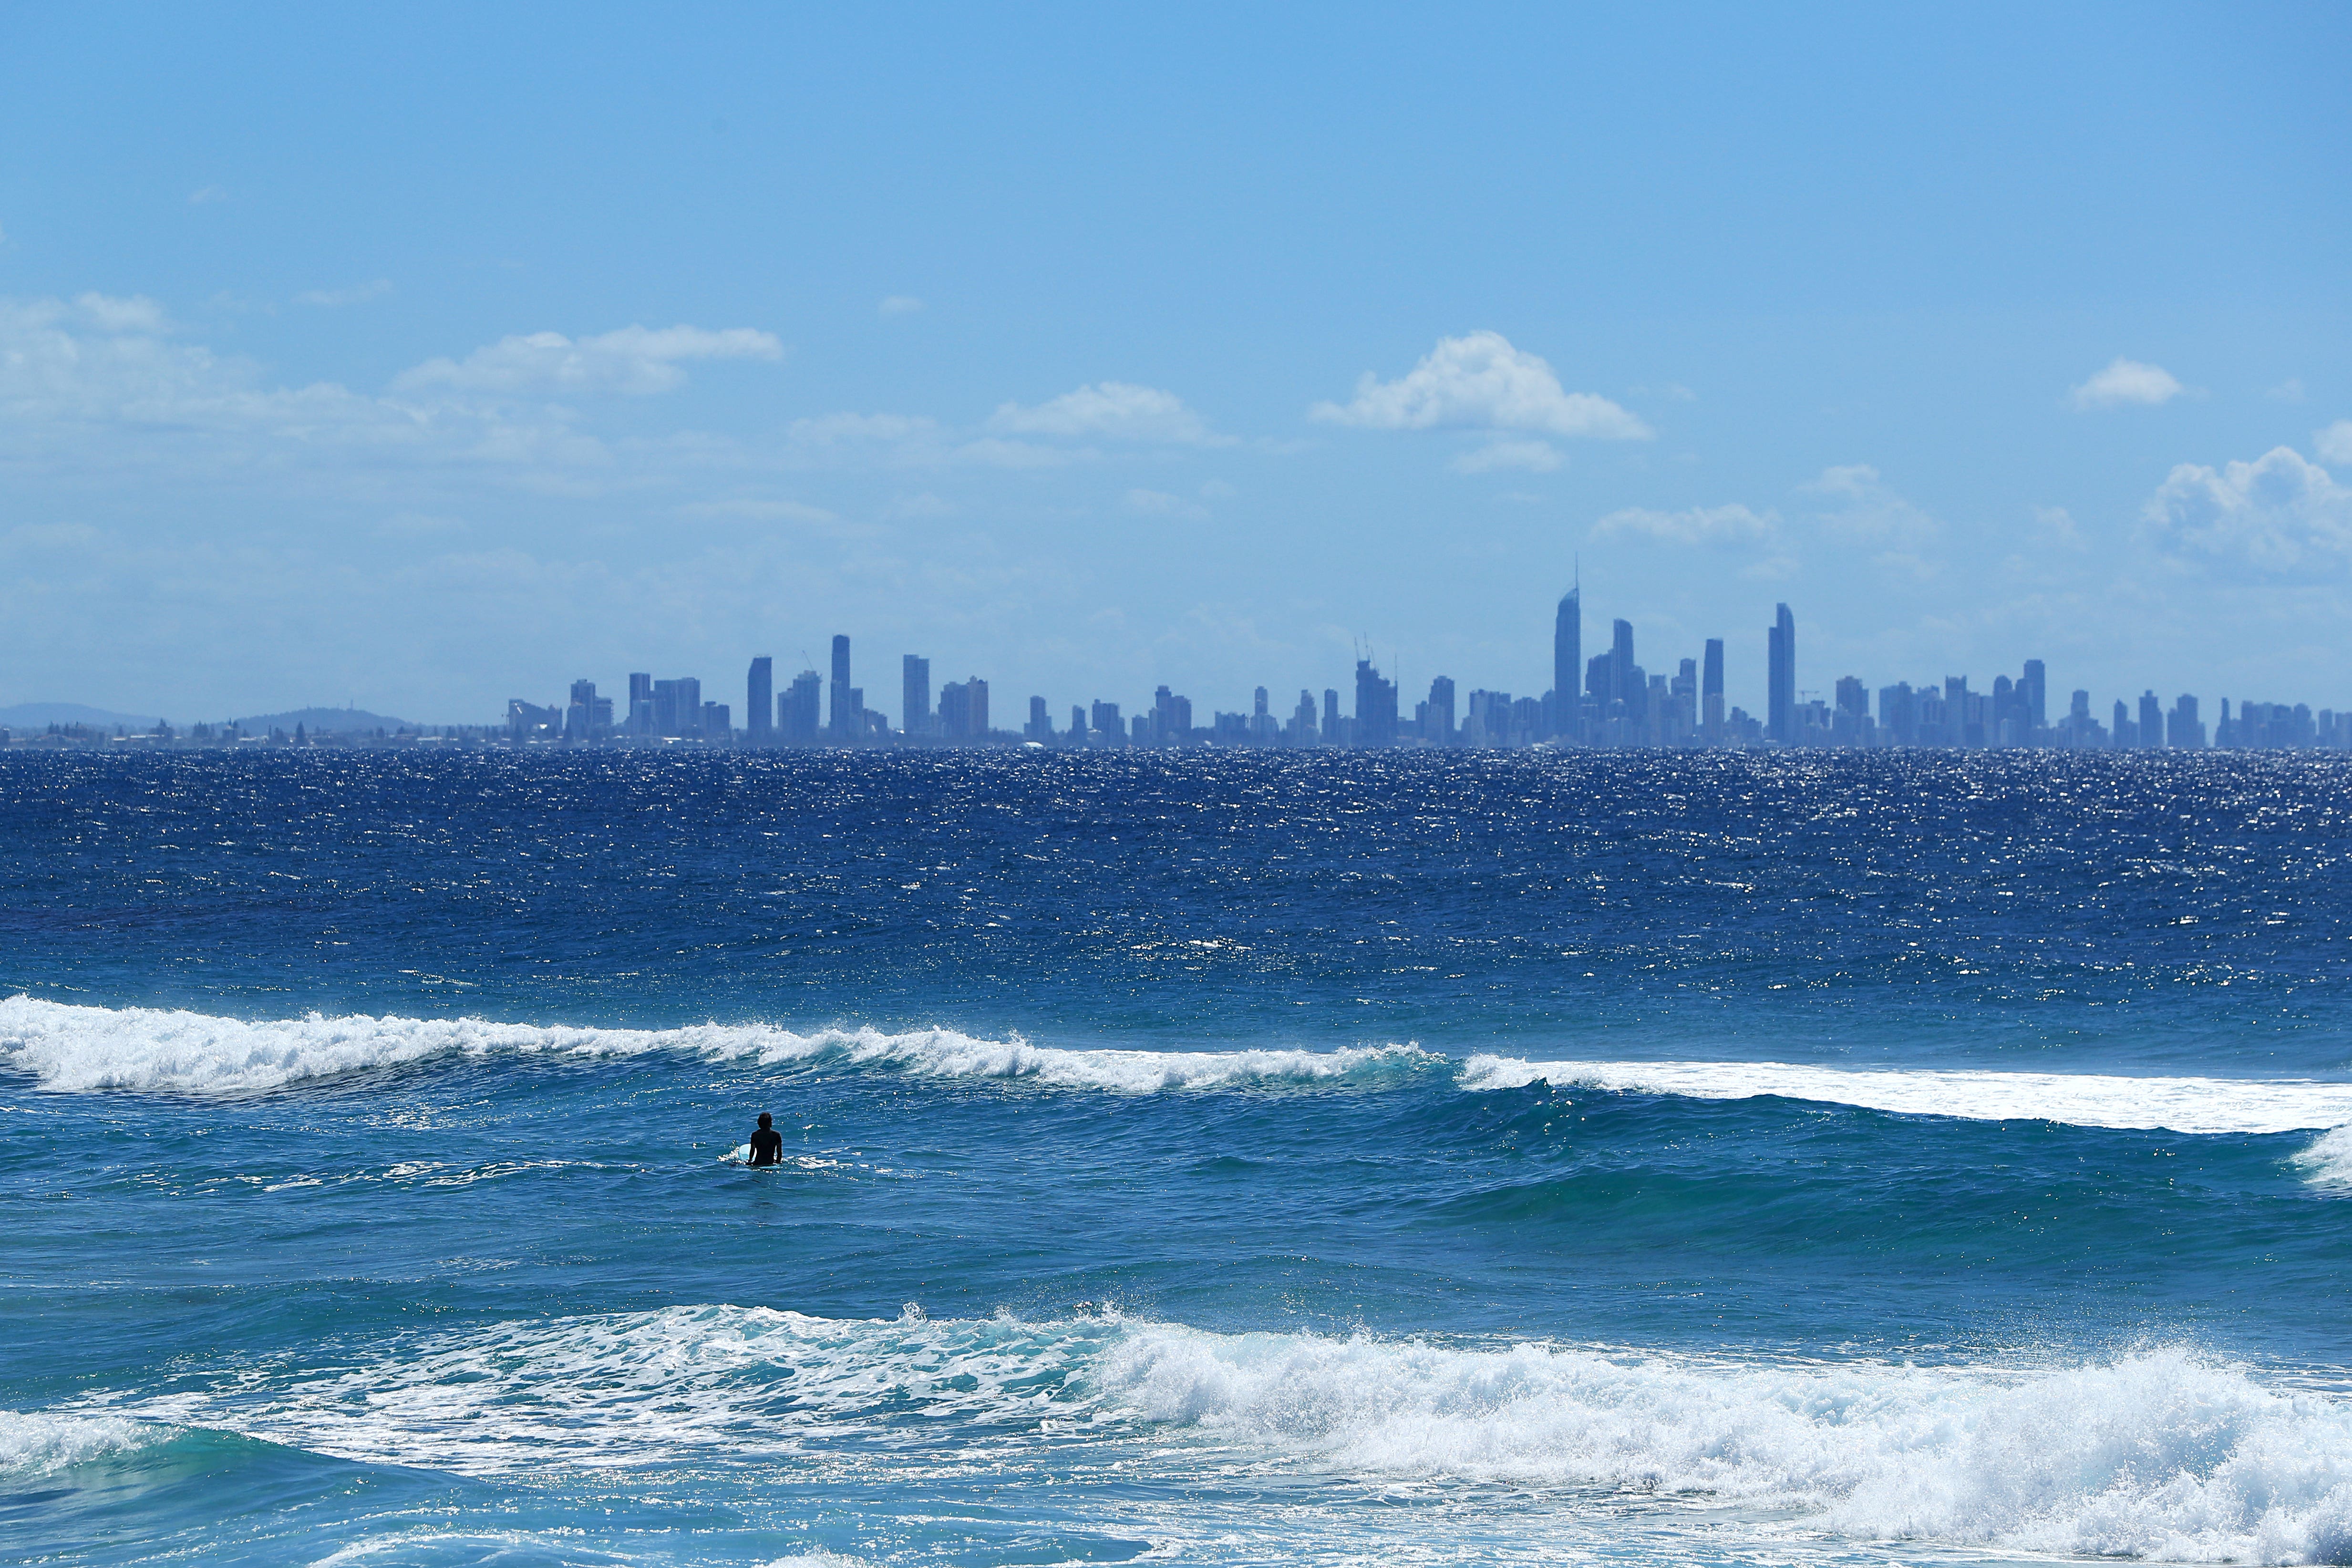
[2,5,2349,722]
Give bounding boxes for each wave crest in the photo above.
[0,995,1429,1095]
[0,1410,157,1477]
[1462,1053,2352,1136]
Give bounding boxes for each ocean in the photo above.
[4,747,2351,1567]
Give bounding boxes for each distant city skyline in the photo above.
[1,10,2346,721]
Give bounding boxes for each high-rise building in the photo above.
[746,658,773,743]
[1026,695,1050,741]
[966,678,988,738]
[1553,586,1580,741]
[938,681,970,740]
[1767,604,1795,744]
[1069,704,1087,740]
[1353,659,1398,746]
[2139,691,2164,749]
[1322,688,1342,745]
[653,677,701,737]
[1702,639,1725,742]
[1610,620,1634,711]
[1878,682,1916,746]
[1424,676,1455,746]
[2167,693,2205,749]
[1092,701,1123,743]
[702,701,731,741]
[1289,689,1319,746]
[628,672,655,737]
[780,670,821,743]
[566,679,598,741]
[2022,659,2047,733]
[903,655,931,738]
[828,635,853,739]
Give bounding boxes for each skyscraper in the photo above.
[628,672,654,737]
[1424,676,1455,746]
[745,658,773,743]
[2139,690,2164,749]
[1767,604,1796,744]
[1553,586,1580,741]
[1353,658,1397,746]
[902,655,931,739]
[1702,639,1725,741]
[828,635,853,740]
[2022,659,2047,733]
[781,670,821,743]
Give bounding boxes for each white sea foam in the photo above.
[0,1409,156,1476]
[1462,1054,2352,1136]
[108,1305,2352,1562]
[0,995,1426,1096]
[126,1305,1114,1473]
[2293,1126,2352,1189]
[1095,1327,2352,1564]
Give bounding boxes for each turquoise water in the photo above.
[5,749,2352,1566]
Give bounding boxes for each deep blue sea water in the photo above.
[5,749,2352,1567]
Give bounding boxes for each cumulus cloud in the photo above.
[877,296,925,317]
[2144,445,2352,576]
[1451,438,1563,474]
[2070,357,2185,409]
[986,382,1223,445]
[2314,420,2352,465]
[1311,331,1651,440]
[1591,503,1779,546]
[1123,487,1209,521]
[1802,464,1941,548]
[393,324,782,397]
[297,279,393,308]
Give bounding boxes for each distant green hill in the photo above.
[0,701,166,731]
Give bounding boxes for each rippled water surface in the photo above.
[4,750,2351,1566]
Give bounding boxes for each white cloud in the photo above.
[2144,445,2352,576]
[676,497,840,525]
[1802,464,1941,548]
[297,279,393,308]
[1310,331,1651,440]
[188,186,227,206]
[2269,378,2306,403]
[878,295,925,317]
[1590,503,1778,547]
[1452,438,1563,474]
[2032,504,2087,550]
[2070,357,2185,409]
[392,324,782,397]
[2314,420,2352,465]
[1123,487,1209,521]
[73,292,169,332]
[986,382,1223,445]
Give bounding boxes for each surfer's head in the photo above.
[758,1113,773,1129]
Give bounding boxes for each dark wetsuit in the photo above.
[748,1126,785,1166]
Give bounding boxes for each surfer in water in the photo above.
[747,1112,784,1167]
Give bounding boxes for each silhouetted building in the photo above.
[828,635,853,739]
[1424,676,1455,746]
[780,670,821,743]
[1353,658,1398,746]
[1553,586,1580,741]
[2168,693,2205,749]
[2139,690,2163,749]
[903,655,931,738]
[702,701,731,741]
[1026,695,1050,741]
[1767,604,1795,744]
[1702,639,1725,742]
[746,658,773,742]
[653,677,701,738]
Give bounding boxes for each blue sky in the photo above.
[2,3,2348,723]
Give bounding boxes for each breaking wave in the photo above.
[110,1306,2352,1563]
[0,995,1431,1096]
[1463,1054,2352,1135]
[0,1409,158,1477]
